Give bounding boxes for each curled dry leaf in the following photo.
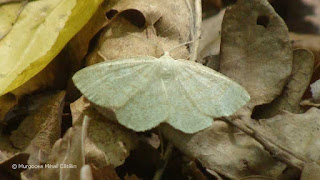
[254,49,314,118]
[9,91,65,165]
[219,0,293,110]
[70,97,138,168]
[160,121,286,179]
[290,33,320,95]
[86,0,192,66]
[290,33,320,67]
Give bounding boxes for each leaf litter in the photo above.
[0,0,320,179]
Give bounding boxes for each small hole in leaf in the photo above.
[105,9,118,20]
[257,15,269,28]
[120,9,146,28]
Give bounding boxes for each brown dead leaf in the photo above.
[9,91,65,165]
[290,33,320,67]
[0,153,29,179]
[198,9,224,63]
[300,99,320,108]
[37,126,83,180]
[253,49,314,118]
[66,1,110,74]
[65,1,111,101]
[70,96,90,124]
[311,80,320,102]
[300,163,320,180]
[160,121,286,179]
[257,108,320,163]
[70,97,138,168]
[86,0,192,66]
[0,93,17,123]
[289,33,320,99]
[239,175,276,180]
[220,0,293,111]
[10,53,69,98]
[91,165,121,180]
[124,174,140,180]
[0,136,20,162]
[80,165,93,180]
[84,108,138,168]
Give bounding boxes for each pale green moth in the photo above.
[73,49,250,134]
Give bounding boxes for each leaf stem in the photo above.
[220,117,310,170]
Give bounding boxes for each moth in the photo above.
[73,50,250,133]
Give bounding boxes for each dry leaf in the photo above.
[220,0,292,110]
[86,0,192,66]
[80,165,93,180]
[10,52,69,97]
[84,108,138,168]
[311,79,320,102]
[253,49,314,118]
[0,153,29,179]
[289,33,320,99]
[71,98,138,168]
[65,1,112,101]
[239,175,276,180]
[70,96,90,124]
[0,93,16,122]
[9,91,65,165]
[300,163,320,180]
[91,164,121,180]
[198,9,224,63]
[37,126,83,180]
[124,174,140,180]
[160,122,286,179]
[257,108,320,163]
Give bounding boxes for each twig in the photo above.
[81,115,91,166]
[189,0,202,62]
[220,117,310,170]
[153,142,174,180]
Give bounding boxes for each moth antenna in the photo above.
[127,32,165,54]
[168,40,194,54]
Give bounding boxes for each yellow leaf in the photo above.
[0,0,103,95]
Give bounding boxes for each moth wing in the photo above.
[72,56,158,108]
[163,75,213,134]
[116,75,169,131]
[175,60,250,118]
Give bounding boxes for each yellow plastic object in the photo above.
[0,0,103,95]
